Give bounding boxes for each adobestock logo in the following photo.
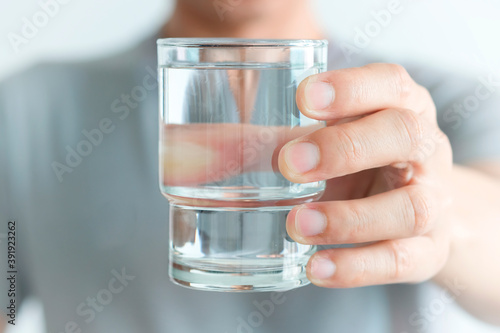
[56,267,135,333]
[7,0,73,54]
[402,278,467,333]
[442,74,500,130]
[51,66,158,183]
[233,292,287,333]
[340,0,405,63]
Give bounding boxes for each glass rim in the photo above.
[157,38,328,48]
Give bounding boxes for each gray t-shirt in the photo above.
[1,35,500,333]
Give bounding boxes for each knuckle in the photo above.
[420,87,437,114]
[405,186,435,236]
[389,63,413,102]
[350,253,371,285]
[349,68,373,106]
[346,203,370,240]
[395,108,425,152]
[387,240,413,281]
[436,131,454,167]
[334,126,364,169]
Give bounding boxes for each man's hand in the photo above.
[159,62,500,323]
[279,63,454,287]
[281,63,500,325]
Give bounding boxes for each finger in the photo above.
[279,108,439,183]
[287,185,439,245]
[161,123,322,186]
[296,63,436,122]
[306,235,449,288]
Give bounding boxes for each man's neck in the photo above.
[162,2,325,40]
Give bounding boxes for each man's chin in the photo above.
[211,0,284,23]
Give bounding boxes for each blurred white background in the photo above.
[0,0,500,80]
[1,0,500,332]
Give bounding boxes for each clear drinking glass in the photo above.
[158,38,328,292]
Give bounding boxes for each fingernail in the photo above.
[311,257,336,280]
[304,81,335,111]
[284,141,319,174]
[295,208,327,237]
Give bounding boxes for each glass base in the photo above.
[168,203,315,292]
[169,256,312,292]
